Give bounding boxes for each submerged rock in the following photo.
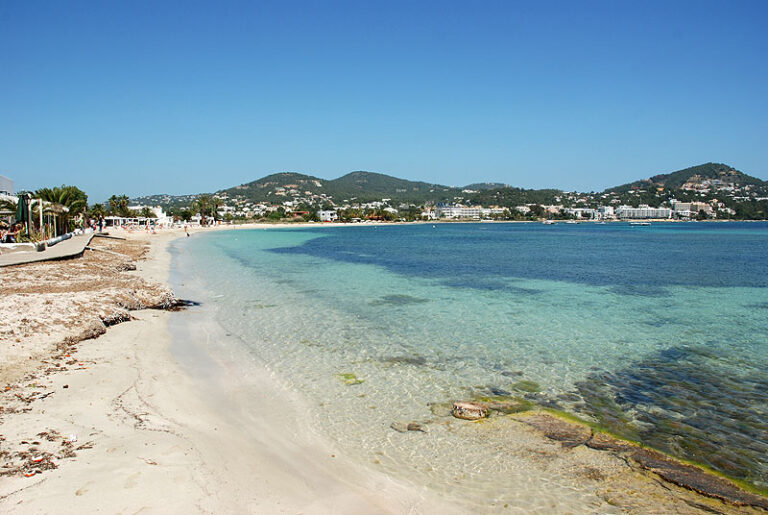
[517,413,592,448]
[390,421,408,433]
[512,380,541,393]
[471,393,533,415]
[390,421,427,433]
[452,401,488,420]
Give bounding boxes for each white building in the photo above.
[436,206,506,220]
[615,204,672,219]
[124,205,174,226]
[217,205,236,217]
[565,208,598,219]
[318,210,338,222]
[597,206,615,219]
[670,200,713,218]
[0,175,13,196]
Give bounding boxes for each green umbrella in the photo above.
[15,193,29,223]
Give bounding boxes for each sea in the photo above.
[169,221,768,501]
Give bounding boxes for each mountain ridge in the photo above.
[131,163,766,208]
[607,162,766,193]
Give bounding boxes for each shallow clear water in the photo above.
[171,222,768,493]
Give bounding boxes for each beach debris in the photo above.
[336,373,365,386]
[116,261,137,271]
[102,310,133,326]
[451,401,488,420]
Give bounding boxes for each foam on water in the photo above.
[170,222,768,499]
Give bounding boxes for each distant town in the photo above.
[2,162,768,231]
[129,162,768,224]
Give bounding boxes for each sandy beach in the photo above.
[1,224,766,514]
[0,226,467,514]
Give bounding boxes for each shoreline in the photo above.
[1,224,766,513]
[0,226,465,513]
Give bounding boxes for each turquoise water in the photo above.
[171,222,768,493]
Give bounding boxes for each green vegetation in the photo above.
[511,380,541,393]
[608,162,766,193]
[336,373,365,385]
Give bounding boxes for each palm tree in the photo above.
[89,203,107,219]
[0,196,16,215]
[35,185,89,234]
[140,206,155,219]
[211,196,222,223]
[193,194,212,225]
[108,194,131,216]
[35,185,88,215]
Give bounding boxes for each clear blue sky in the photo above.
[1,0,767,202]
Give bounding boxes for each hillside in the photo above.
[463,182,509,191]
[221,171,458,204]
[608,163,766,193]
[222,172,326,202]
[130,193,202,208]
[325,171,454,202]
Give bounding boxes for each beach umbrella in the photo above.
[15,193,31,235]
[15,193,29,223]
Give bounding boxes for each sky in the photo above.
[1,0,767,202]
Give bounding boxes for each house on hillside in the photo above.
[318,210,338,222]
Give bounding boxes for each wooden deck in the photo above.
[0,232,94,268]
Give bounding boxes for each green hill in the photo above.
[223,172,326,201]
[326,171,454,203]
[221,170,458,204]
[608,163,765,193]
[463,182,509,191]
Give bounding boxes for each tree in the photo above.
[210,196,222,222]
[108,194,131,216]
[193,194,212,225]
[89,203,107,219]
[35,185,88,215]
[140,207,155,219]
[35,185,89,233]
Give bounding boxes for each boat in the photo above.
[629,221,651,226]
[542,220,556,225]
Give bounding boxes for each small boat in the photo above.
[565,220,579,224]
[630,221,651,226]
[542,220,556,225]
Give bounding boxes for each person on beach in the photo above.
[98,217,103,232]
[3,223,23,243]
[185,224,190,237]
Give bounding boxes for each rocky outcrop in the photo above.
[451,402,488,420]
[515,413,768,510]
